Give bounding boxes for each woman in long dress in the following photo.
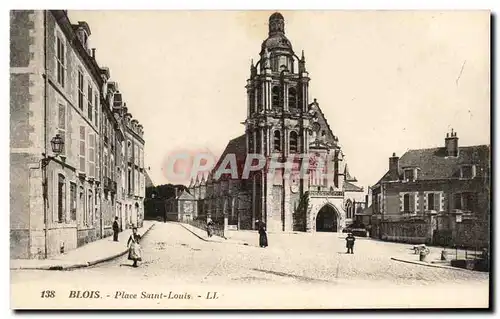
[127,227,142,267]
[258,221,268,248]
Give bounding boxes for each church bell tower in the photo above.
[244,12,312,232]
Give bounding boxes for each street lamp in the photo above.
[42,134,64,168]
[42,134,65,258]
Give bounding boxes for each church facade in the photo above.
[188,12,366,233]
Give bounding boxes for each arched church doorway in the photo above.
[316,205,338,232]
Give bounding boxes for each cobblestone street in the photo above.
[12,222,489,289]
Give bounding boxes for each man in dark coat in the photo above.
[113,217,120,242]
[346,233,355,254]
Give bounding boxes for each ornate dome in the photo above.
[260,12,293,53]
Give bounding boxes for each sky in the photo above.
[68,10,490,188]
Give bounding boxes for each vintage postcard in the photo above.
[9,10,491,310]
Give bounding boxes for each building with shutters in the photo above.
[9,10,145,259]
[370,129,490,246]
[188,12,367,233]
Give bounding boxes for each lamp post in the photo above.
[41,134,65,259]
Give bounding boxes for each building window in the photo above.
[128,168,132,194]
[249,92,255,114]
[453,193,462,210]
[289,131,298,153]
[79,126,86,173]
[248,135,254,153]
[94,94,99,127]
[461,165,476,179]
[103,151,108,179]
[272,86,280,109]
[70,182,77,221]
[257,88,262,112]
[288,87,297,109]
[57,174,66,223]
[345,200,352,219]
[87,85,93,121]
[273,130,281,152]
[57,104,66,156]
[404,169,416,182]
[78,70,84,110]
[256,130,261,153]
[88,134,95,177]
[454,192,477,212]
[56,36,65,87]
[427,193,435,210]
[403,193,415,212]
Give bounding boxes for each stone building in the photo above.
[9,10,146,259]
[189,12,366,233]
[370,130,490,246]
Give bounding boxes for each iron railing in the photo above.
[186,218,225,239]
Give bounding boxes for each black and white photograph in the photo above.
[8,8,491,310]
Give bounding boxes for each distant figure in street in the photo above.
[127,227,142,267]
[257,220,268,248]
[346,233,355,254]
[112,217,120,242]
[207,218,214,238]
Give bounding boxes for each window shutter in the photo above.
[415,193,419,212]
[399,193,404,212]
[424,193,428,211]
[434,193,441,212]
[409,193,415,212]
[79,126,86,173]
[440,192,445,212]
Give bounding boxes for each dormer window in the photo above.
[404,168,417,182]
[460,165,476,179]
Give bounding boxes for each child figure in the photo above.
[127,227,142,267]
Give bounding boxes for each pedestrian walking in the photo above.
[346,233,355,254]
[112,217,120,242]
[127,227,142,267]
[257,220,268,248]
[207,218,214,238]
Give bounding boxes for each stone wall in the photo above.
[379,219,430,244]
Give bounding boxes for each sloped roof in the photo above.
[375,144,490,185]
[211,134,247,182]
[145,170,154,188]
[343,180,364,192]
[176,189,195,200]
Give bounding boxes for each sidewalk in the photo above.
[10,221,156,271]
[390,246,479,272]
[178,223,249,246]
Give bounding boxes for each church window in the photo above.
[288,87,297,109]
[289,131,298,153]
[272,86,280,109]
[256,130,261,153]
[273,130,281,152]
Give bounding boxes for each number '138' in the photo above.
[41,290,55,298]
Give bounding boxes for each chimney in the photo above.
[389,152,399,180]
[445,129,459,157]
[174,187,178,198]
[91,48,96,59]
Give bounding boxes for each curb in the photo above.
[177,223,217,243]
[12,223,156,271]
[390,257,472,272]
